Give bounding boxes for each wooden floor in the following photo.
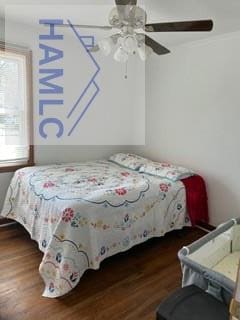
[0,224,205,320]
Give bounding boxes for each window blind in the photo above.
[0,48,30,165]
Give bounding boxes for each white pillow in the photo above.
[139,161,195,181]
[109,153,149,170]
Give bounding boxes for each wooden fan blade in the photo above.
[145,35,170,55]
[44,23,113,30]
[115,0,137,5]
[145,19,213,32]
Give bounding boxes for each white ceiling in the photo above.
[1,0,240,47]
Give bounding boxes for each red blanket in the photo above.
[181,175,209,226]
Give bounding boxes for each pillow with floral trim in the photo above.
[139,161,195,181]
[109,153,149,170]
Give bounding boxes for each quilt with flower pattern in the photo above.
[1,160,190,297]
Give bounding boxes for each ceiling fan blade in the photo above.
[44,22,113,30]
[145,35,170,55]
[115,0,137,5]
[145,19,213,32]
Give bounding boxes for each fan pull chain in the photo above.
[124,60,128,80]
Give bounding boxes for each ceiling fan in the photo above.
[48,0,214,62]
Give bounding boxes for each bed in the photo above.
[0,157,206,298]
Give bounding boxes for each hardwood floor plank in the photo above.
[0,224,205,320]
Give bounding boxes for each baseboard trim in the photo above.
[0,218,16,227]
[196,222,216,232]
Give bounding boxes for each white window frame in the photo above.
[0,41,34,173]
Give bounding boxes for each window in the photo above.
[0,42,34,172]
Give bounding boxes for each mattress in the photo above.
[1,160,190,298]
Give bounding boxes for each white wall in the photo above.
[2,16,240,226]
[134,33,240,226]
[34,145,131,164]
[0,17,4,37]
[0,17,134,210]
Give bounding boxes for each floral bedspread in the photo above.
[1,160,190,298]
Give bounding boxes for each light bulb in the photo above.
[114,47,129,63]
[137,43,153,61]
[98,37,114,56]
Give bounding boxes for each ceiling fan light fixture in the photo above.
[121,35,138,54]
[46,0,214,64]
[98,37,115,56]
[133,7,147,28]
[109,7,121,26]
[114,46,129,63]
[137,43,153,61]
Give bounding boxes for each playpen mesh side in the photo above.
[178,219,240,305]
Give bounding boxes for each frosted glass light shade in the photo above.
[98,38,114,56]
[122,35,138,54]
[114,47,128,63]
[137,43,153,61]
